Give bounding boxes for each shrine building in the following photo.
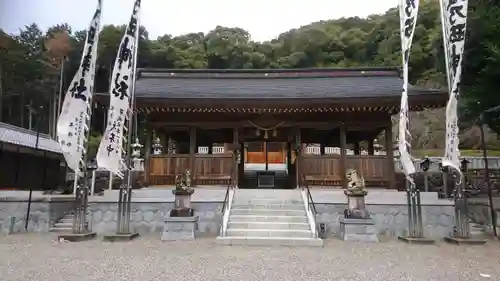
[96,67,446,190]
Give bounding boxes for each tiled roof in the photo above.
[0,122,61,154]
[131,67,443,100]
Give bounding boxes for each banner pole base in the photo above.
[103,232,140,242]
[398,236,435,244]
[58,232,96,242]
[444,236,487,245]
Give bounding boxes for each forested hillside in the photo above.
[1,0,499,152]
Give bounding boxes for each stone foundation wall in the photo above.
[89,202,223,235]
[0,189,458,240]
[0,197,74,234]
[315,203,455,239]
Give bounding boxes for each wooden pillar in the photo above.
[189,127,197,177]
[233,128,239,187]
[320,143,325,155]
[368,139,375,155]
[385,124,396,189]
[208,143,213,154]
[353,142,360,155]
[144,126,152,186]
[340,124,347,189]
[294,127,301,188]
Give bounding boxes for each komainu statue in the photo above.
[174,169,194,195]
[171,169,195,217]
[345,169,367,195]
[344,168,370,219]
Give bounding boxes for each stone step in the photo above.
[59,218,74,223]
[230,209,306,216]
[228,221,310,230]
[470,224,499,237]
[216,236,323,247]
[231,204,305,210]
[54,222,73,228]
[233,199,303,205]
[49,227,72,233]
[229,215,309,223]
[226,228,313,238]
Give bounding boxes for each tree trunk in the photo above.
[20,92,24,127]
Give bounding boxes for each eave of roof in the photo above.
[132,67,444,100]
[0,122,62,154]
[95,67,447,109]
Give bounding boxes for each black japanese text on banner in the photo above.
[96,0,141,177]
[440,0,468,174]
[398,0,419,179]
[56,0,102,173]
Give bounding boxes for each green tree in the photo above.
[1,0,499,149]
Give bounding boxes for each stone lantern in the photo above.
[131,138,144,171]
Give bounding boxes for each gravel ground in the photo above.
[1,234,500,281]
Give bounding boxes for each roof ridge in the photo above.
[138,70,401,80]
[138,66,401,73]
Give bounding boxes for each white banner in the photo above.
[56,0,102,173]
[398,0,420,179]
[440,0,468,174]
[96,0,141,177]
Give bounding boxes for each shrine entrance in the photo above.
[238,133,298,189]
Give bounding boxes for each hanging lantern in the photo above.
[272,129,277,137]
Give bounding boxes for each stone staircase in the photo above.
[469,221,500,238]
[49,213,75,233]
[216,189,323,247]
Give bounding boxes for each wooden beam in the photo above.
[354,142,361,155]
[233,128,239,187]
[340,123,347,189]
[294,127,301,188]
[385,120,396,189]
[368,139,375,155]
[149,121,389,129]
[144,126,152,186]
[189,127,196,177]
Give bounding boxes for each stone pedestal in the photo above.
[339,218,379,242]
[171,190,194,217]
[161,216,198,241]
[344,189,370,219]
[174,194,192,209]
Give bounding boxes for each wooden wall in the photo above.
[0,149,64,190]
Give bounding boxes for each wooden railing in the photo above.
[148,154,233,186]
[149,155,189,185]
[346,155,389,186]
[302,155,343,186]
[194,154,233,185]
[301,155,389,187]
